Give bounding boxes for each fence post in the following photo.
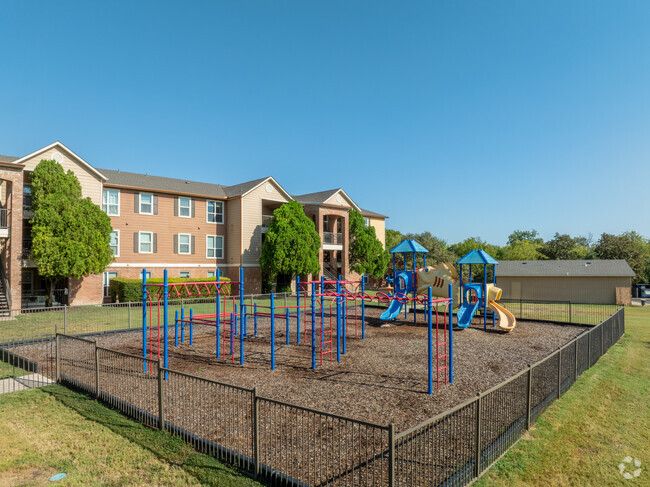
[574,339,578,379]
[588,331,592,367]
[128,302,132,329]
[55,334,60,383]
[569,301,572,324]
[94,341,100,399]
[64,305,68,335]
[475,394,482,477]
[158,359,165,431]
[557,348,562,399]
[388,423,395,487]
[253,387,260,478]
[526,365,532,430]
[600,323,604,358]
[519,299,522,319]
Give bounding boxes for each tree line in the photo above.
[386,229,650,284]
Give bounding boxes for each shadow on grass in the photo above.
[43,384,264,487]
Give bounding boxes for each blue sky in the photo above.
[1,1,648,245]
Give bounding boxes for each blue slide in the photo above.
[380,271,410,321]
[380,299,404,321]
[457,301,480,328]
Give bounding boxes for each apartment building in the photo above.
[0,142,387,309]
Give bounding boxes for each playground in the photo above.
[90,307,586,429]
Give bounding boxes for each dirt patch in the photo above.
[76,306,587,430]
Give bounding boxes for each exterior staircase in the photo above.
[0,279,10,317]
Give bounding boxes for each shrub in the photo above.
[109,276,231,303]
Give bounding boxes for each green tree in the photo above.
[507,229,543,246]
[449,237,501,281]
[348,209,389,279]
[260,201,320,290]
[538,233,593,260]
[594,232,650,283]
[30,160,114,306]
[500,240,545,260]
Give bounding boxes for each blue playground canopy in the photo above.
[390,239,429,254]
[456,249,499,265]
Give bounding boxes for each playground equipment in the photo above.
[456,250,516,332]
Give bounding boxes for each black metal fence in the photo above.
[54,306,625,486]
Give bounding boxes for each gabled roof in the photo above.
[100,168,228,198]
[293,188,361,212]
[360,208,388,219]
[495,260,635,277]
[0,154,19,163]
[13,141,107,181]
[225,176,293,201]
[390,239,429,254]
[457,250,499,265]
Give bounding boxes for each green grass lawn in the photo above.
[475,305,650,486]
[0,385,262,487]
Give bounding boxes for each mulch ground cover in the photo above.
[86,306,587,431]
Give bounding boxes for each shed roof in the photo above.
[495,260,635,277]
[457,249,499,265]
[390,239,429,254]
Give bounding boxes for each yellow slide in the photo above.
[486,283,516,332]
[488,300,517,332]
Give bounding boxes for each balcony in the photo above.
[23,195,34,219]
[323,232,343,250]
[261,214,273,231]
[0,209,9,238]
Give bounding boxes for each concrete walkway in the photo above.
[0,374,54,394]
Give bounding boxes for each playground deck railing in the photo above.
[46,304,625,486]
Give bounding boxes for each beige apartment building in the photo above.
[0,142,387,309]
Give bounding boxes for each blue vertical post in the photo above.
[311,282,316,370]
[270,293,275,370]
[413,253,417,324]
[175,310,179,347]
[142,268,147,371]
[459,266,463,306]
[254,303,258,336]
[336,280,341,362]
[361,275,366,339]
[163,269,169,378]
[449,283,454,384]
[180,305,185,344]
[296,276,301,344]
[233,304,238,336]
[239,267,245,338]
[483,265,488,330]
[240,312,244,366]
[428,286,432,395]
[216,268,220,359]
[342,295,346,354]
[285,308,290,345]
[180,307,185,345]
[189,309,193,345]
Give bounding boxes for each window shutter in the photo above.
[191,200,195,218]
[133,232,139,253]
[153,195,158,215]
[134,194,139,214]
[153,233,158,253]
[173,234,178,254]
[174,197,178,216]
[191,235,195,254]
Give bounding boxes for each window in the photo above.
[144,271,152,279]
[23,185,33,212]
[139,193,153,214]
[178,233,191,254]
[139,231,153,253]
[364,217,370,226]
[207,200,224,223]
[109,230,119,256]
[178,197,191,218]
[207,271,216,278]
[103,271,118,297]
[103,189,120,216]
[179,271,190,278]
[206,235,223,259]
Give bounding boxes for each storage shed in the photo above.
[495,260,635,305]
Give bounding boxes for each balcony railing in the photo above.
[22,238,32,260]
[323,232,343,245]
[262,214,273,227]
